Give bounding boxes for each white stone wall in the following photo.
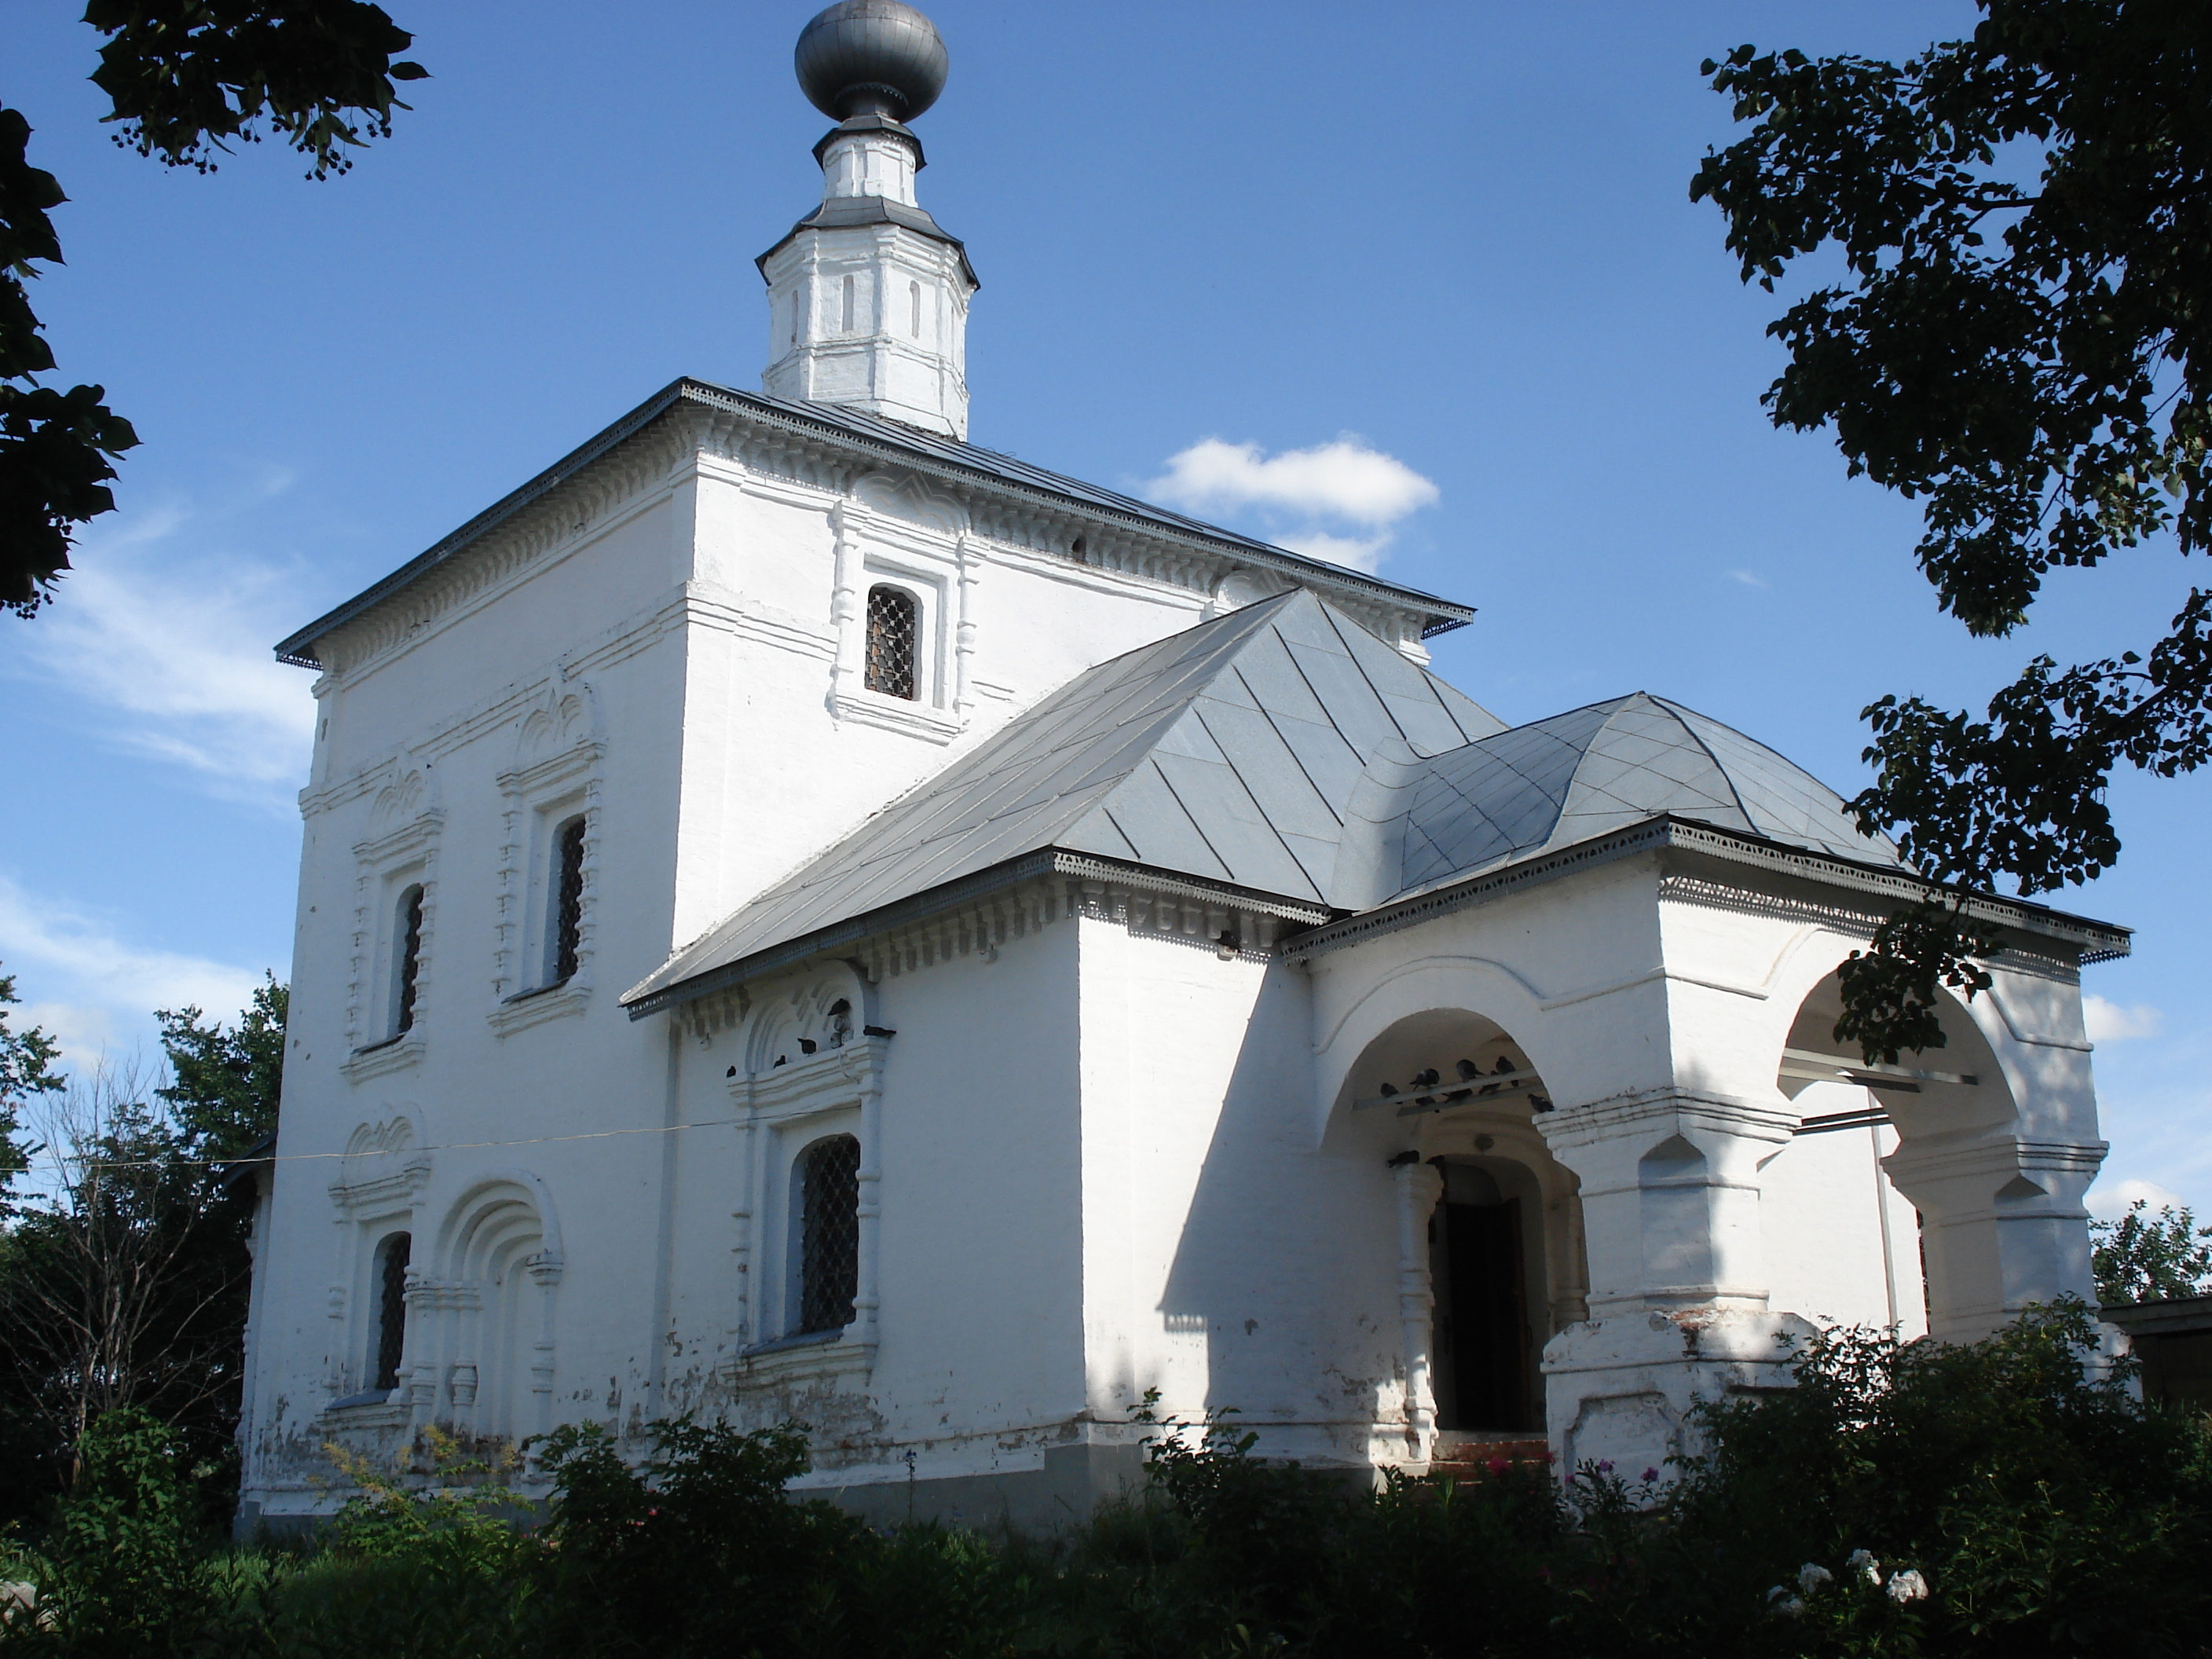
[240,400,1332,1522]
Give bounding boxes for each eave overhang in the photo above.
[273,378,1475,669]
[1282,814,2133,967]
[621,848,1335,1020]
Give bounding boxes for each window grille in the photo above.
[553,817,586,982]
[374,1232,411,1392]
[394,885,423,1035]
[864,585,919,701]
[797,1134,861,1335]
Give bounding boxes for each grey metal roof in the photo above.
[273,379,1474,667]
[1389,692,1903,898]
[756,195,980,287]
[625,608,1910,1013]
[624,589,1507,1006]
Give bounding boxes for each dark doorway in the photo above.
[1430,1162,1536,1431]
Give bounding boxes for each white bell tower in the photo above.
[759,2,978,441]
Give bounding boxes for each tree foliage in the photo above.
[2,3,423,617]
[2092,1198,2212,1303]
[0,976,284,1527]
[0,964,63,1212]
[1691,0,2212,1060]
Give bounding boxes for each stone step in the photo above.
[1428,1437,1551,1470]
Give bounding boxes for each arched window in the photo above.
[391,884,424,1037]
[550,816,586,983]
[372,1232,411,1393]
[840,273,856,333]
[864,585,919,701]
[909,280,921,338]
[796,1134,861,1335]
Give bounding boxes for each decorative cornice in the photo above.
[273,380,1473,676]
[624,850,1332,1020]
[1284,816,2132,966]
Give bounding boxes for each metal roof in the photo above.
[272,379,1474,668]
[1391,691,1904,896]
[624,602,1931,1015]
[755,194,980,287]
[624,589,1505,1008]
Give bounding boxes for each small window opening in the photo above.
[392,885,424,1037]
[841,273,855,333]
[909,280,921,338]
[863,585,920,700]
[373,1232,412,1392]
[797,1135,861,1335]
[789,291,800,346]
[551,816,586,983]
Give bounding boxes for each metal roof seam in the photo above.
[1233,666,1348,830]
[1187,700,1332,896]
[1650,694,1761,833]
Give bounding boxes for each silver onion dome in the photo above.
[795,0,949,123]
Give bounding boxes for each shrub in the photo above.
[2,1406,212,1657]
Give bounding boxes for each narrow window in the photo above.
[789,292,800,346]
[797,1135,860,1335]
[909,280,921,338]
[551,816,586,983]
[863,584,919,700]
[392,884,424,1036]
[373,1232,412,1393]
[841,273,855,333]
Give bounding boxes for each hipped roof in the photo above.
[625,591,1913,1013]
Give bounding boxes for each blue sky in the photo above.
[3,2,2205,1219]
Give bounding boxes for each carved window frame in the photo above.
[342,794,443,1084]
[323,1114,431,1415]
[490,733,602,1036]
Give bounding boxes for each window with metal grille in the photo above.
[373,1232,411,1392]
[393,885,423,1036]
[796,1134,860,1335]
[551,816,586,982]
[864,585,919,700]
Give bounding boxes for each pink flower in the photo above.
[1641,1467,1659,1482]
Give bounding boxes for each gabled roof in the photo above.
[624,590,1505,1008]
[273,379,1474,668]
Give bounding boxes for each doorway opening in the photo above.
[1430,1159,1541,1433]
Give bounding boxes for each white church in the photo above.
[234,0,2130,1532]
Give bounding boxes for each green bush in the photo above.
[3,1308,2205,1658]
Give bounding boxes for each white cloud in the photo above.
[1145,436,1438,573]
[0,874,264,1067]
[7,500,318,815]
[2087,1177,2189,1219]
[2085,994,2163,1043]
[1727,569,1770,589]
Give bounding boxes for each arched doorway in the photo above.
[1429,1155,1546,1432]
[1339,1008,1585,1450]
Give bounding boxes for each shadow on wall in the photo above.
[1154,965,1401,1441]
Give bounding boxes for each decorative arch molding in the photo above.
[850,468,968,537]
[1312,956,1557,1133]
[407,1173,564,1440]
[328,1110,432,1218]
[431,1169,566,1272]
[738,961,873,1078]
